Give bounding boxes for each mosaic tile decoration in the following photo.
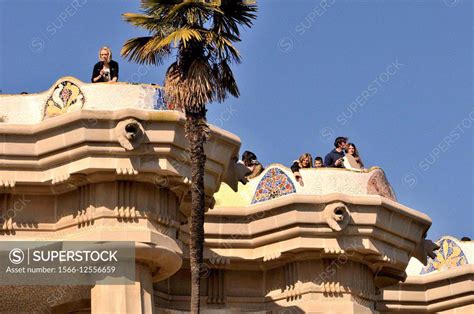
[420,237,468,274]
[251,167,296,204]
[153,88,175,110]
[44,81,85,118]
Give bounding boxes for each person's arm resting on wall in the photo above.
[291,161,304,186]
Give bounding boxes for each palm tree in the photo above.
[121,1,257,312]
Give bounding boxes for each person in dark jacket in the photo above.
[291,153,313,186]
[324,136,348,168]
[241,151,264,179]
[91,46,119,83]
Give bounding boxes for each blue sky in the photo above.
[0,0,472,240]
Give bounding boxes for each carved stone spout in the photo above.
[115,118,145,150]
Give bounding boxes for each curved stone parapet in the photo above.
[215,164,396,208]
[0,76,168,124]
[378,236,473,313]
[407,236,472,276]
[209,165,430,281]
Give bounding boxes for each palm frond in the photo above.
[187,58,213,104]
[121,36,171,65]
[213,0,257,36]
[165,58,216,113]
[211,60,239,102]
[165,1,220,27]
[164,63,185,111]
[122,13,167,32]
[141,0,181,16]
[219,60,239,97]
[156,27,203,49]
[204,31,241,63]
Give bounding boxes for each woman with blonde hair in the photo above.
[91,46,119,83]
[291,153,313,186]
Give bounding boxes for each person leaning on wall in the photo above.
[91,46,119,83]
[291,153,313,186]
[344,142,365,171]
[241,151,264,179]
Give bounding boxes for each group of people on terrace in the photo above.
[290,136,364,186]
[90,48,365,187]
[240,137,365,186]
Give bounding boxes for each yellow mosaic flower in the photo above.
[44,81,85,118]
[421,238,468,274]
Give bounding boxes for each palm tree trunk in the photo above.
[185,107,208,314]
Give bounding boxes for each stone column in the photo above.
[91,263,154,314]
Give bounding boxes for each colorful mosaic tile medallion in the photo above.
[420,237,468,274]
[251,167,296,204]
[44,81,85,118]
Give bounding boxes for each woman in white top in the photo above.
[343,143,365,171]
